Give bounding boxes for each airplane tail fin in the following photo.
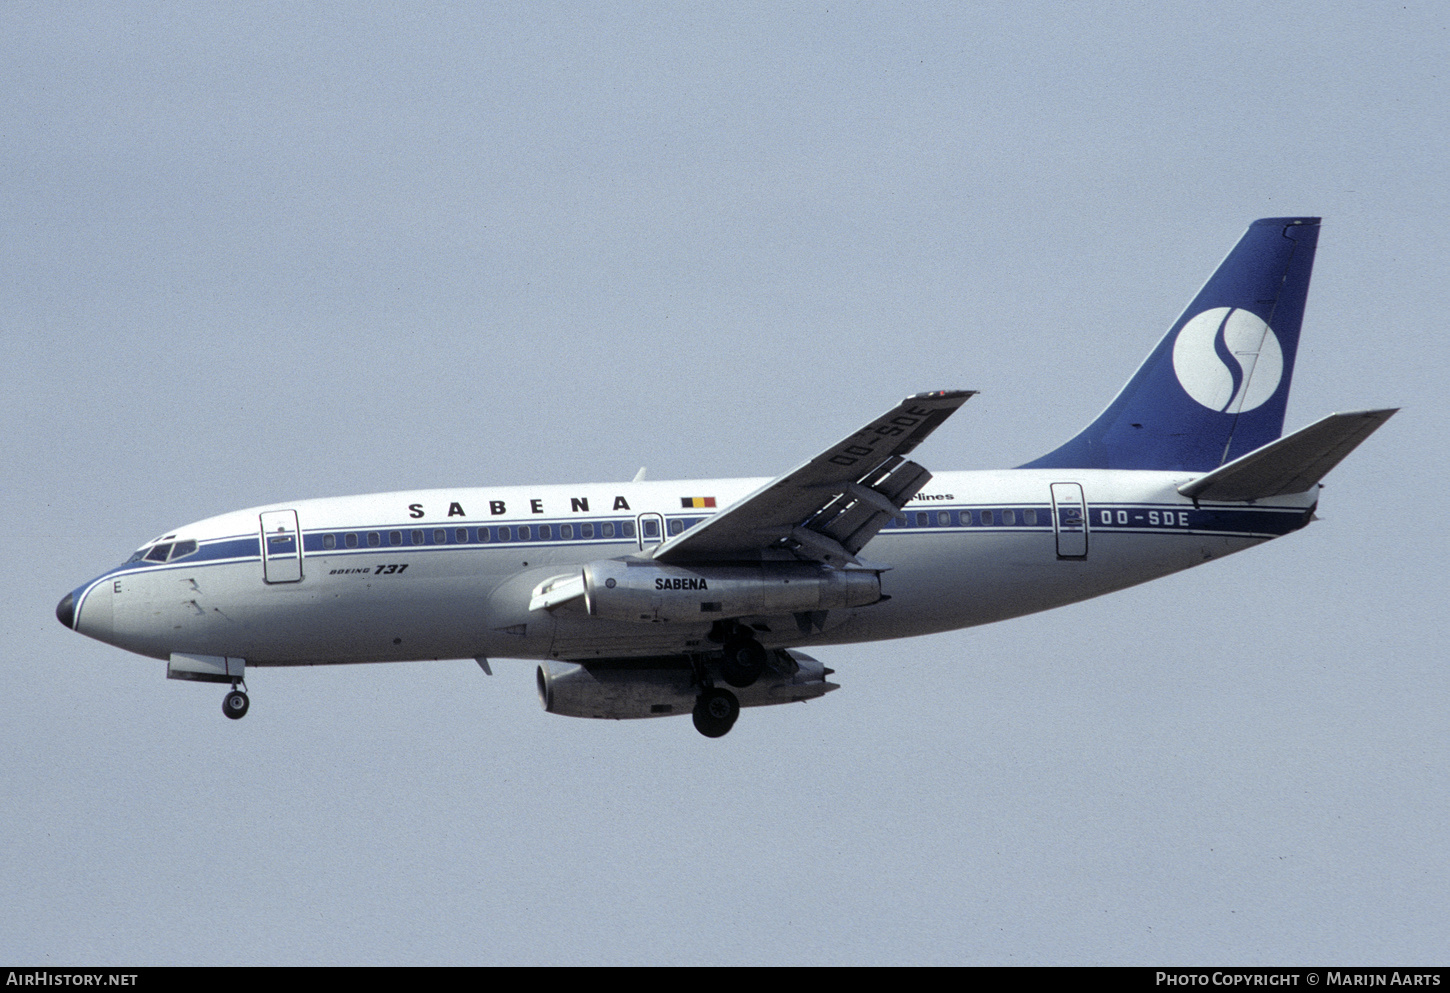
[1022,217,1321,472]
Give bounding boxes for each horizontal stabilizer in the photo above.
[1178,408,1397,502]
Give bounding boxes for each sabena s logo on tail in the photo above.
[1171,307,1284,414]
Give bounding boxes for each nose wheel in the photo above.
[223,684,250,720]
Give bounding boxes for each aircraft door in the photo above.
[1050,483,1088,559]
[637,513,664,551]
[260,510,303,583]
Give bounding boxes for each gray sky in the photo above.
[3,1,1446,965]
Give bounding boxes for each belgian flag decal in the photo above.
[680,496,717,508]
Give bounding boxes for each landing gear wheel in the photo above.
[692,687,740,738]
[721,638,767,688]
[223,689,250,720]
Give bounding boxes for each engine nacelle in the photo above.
[537,649,837,720]
[580,560,881,623]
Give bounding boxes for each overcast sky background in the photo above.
[3,1,1446,965]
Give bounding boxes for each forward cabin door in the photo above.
[260,510,303,583]
[637,513,665,552]
[1050,483,1089,559]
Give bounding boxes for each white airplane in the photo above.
[58,217,1395,737]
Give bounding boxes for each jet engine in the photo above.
[537,649,837,720]
[579,560,881,623]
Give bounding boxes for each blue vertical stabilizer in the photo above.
[1023,217,1320,472]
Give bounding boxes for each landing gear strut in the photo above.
[223,682,250,720]
[687,653,742,738]
[692,687,740,738]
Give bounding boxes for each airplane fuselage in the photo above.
[65,469,1315,669]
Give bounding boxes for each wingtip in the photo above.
[906,389,977,402]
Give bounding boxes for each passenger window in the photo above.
[539,524,551,540]
[916,512,928,527]
[669,519,683,535]
[478,528,491,543]
[561,524,574,539]
[622,521,635,538]
[1003,509,1016,525]
[497,527,511,542]
[368,533,380,547]
[982,510,994,526]
[518,525,531,541]
[958,511,973,526]
[389,531,402,545]
[323,534,336,550]
[938,511,950,526]
[582,523,595,539]
[643,519,659,539]
[455,529,467,543]
[412,530,424,545]
[433,529,446,544]
[1025,509,1038,525]
[345,533,359,548]
[601,522,615,539]
[145,543,172,563]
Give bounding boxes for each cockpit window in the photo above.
[136,539,198,564]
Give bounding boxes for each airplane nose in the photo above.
[56,592,75,629]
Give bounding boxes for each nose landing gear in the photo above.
[223,682,250,720]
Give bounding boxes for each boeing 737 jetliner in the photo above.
[57,218,1395,736]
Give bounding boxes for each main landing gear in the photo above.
[710,620,768,689]
[688,642,754,738]
[692,687,740,738]
[222,682,250,720]
[686,621,769,736]
[720,636,767,688]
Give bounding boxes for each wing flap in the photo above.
[1178,408,1398,502]
[653,390,974,565]
[805,457,933,555]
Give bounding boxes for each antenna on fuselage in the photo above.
[632,467,647,482]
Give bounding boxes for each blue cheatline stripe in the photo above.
[880,502,1305,538]
[298,516,655,555]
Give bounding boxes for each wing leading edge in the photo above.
[652,390,975,567]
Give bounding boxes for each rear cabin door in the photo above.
[260,510,303,583]
[1050,483,1088,559]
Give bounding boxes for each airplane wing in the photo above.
[651,390,975,568]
